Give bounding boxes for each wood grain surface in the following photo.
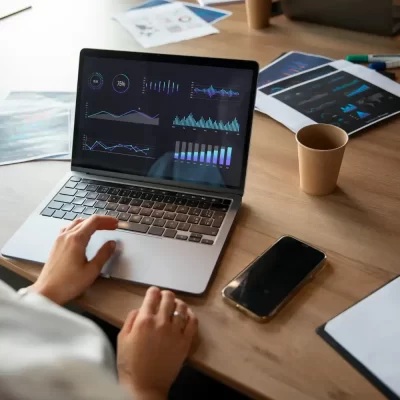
[1,1,400,399]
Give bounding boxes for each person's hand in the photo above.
[30,215,118,305]
[117,287,198,400]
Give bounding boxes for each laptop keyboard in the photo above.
[40,176,232,245]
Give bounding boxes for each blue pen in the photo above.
[369,60,400,71]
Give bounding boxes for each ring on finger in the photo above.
[172,310,187,324]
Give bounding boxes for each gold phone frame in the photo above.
[221,235,327,323]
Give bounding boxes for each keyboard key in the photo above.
[118,212,130,221]
[81,179,97,184]
[54,194,74,203]
[153,202,166,210]
[164,196,176,204]
[86,184,99,192]
[210,198,222,204]
[72,197,85,205]
[188,208,201,216]
[164,212,176,220]
[62,204,74,212]
[119,189,131,197]
[70,176,81,182]
[64,212,77,220]
[118,221,149,233]
[201,239,214,245]
[199,196,211,202]
[41,208,55,217]
[95,200,107,209]
[175,198,187,206]
[75,183,87,190]
[165,204,177,212]
[189,195,200,200]
[53,210,66,219]
[129,215,142,223]
[153,195,164,202]
[198,202,210,209]
[176,206,189,214]
[212,212,225,228]
[108,188,120,195]
[117,204,130,212]
[84,199,96,207]
[210,204,229,212]
[200,218,213,226]
[188,216,200,224]
[106,203,118,211]
[164,229,177,238]
[129,191,142,199]
[176,214,188,222]
[223,199,232,205]
[152,210,164,219]
[76,190,88,198]
[148,226,165,236]
[128,206,141,214]
[201,209,214,218]
[97,186,109,194]
[130,199,143,206]
[153,219,166,227]
[109,195,120,203]
[189,236,201,243]
[48,201,63,210]
[190,233,202,239]
[177,222,190,231]
[141,193,153,200]
[166,220,178,229]
[176,234,188,241]
[76,214,90,220]
[65,181,77,189]
[107,211,119,218]
[190,225,218,236]
[142,200,154,208]
[186,200,199,207]
[83,207,96,215]
[141,217,154,225]
[86,192,98,200]
[73,205,85,213]
[140,208,152,216]
[96,209,108,215]
[97,193,110,201]
[119,197,131,205]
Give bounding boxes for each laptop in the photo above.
[1,49,259,295]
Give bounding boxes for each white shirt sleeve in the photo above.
[0,280,131,400]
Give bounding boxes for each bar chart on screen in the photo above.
[174,141,232,167]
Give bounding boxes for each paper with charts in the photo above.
[256,60,400,135]
[114,2,219,48]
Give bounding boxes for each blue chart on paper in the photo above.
[341,104,357,113]
[173,113,240,132]
[356,111,370,119]
[346,85,370,97]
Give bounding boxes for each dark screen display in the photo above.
[225,237,325,317]
[72,54,257,190]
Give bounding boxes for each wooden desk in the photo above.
[1,1,400,399]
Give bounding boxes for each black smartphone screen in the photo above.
[224,236,325,318]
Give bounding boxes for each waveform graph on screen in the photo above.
[142,78,179,95]
[173,113,240,133]
[190,82,240,102]
[86,104,159,126]
[82,136,155,159]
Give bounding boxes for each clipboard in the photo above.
[317,276,400,400]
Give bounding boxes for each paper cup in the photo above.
[246,0,271,29]
[296,124,348,196]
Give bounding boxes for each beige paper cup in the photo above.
[246,0,271,29]
[296,124,348,196]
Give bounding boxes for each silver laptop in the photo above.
[1,49,259,295]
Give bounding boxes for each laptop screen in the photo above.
[72,50,258,191]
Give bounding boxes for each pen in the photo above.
[347,54,400,63]
[369,60,400,71]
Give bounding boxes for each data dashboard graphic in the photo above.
[112,74,130,94]
[174,141,232,166]
[173,113,239,132]
[190,83,240,101]
[82,136,155,159]
[85,103,159,126]
[341,104,357,113]
[88,72,104,90]
[346,85,370,98]
[142,78,179,95]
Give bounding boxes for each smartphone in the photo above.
[222,235,326,322]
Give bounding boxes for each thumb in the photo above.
[89,240,116,272]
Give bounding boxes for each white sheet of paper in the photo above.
[325,277,400,397]
[0,0,31,20]
[198,0,243,6]
[114,2,219,48]
[255,60,400,135]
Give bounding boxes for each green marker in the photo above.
[346,54,400,63]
